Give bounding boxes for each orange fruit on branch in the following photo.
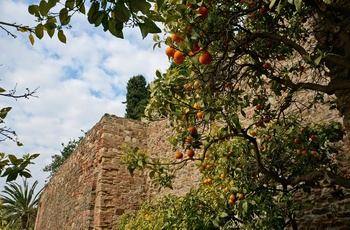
[196,6,208,19]
[199,52,213,65]
[171,34,184,43]
[173,51,185,64]
[165,47,176,57]
[175,151,183,159]
[187,149,195,158]
[187,125,198,134]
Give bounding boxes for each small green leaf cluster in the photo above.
[0,153,40,182]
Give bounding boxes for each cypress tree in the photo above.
[125,75,150,120]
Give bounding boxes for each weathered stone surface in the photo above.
[35,113,350,229]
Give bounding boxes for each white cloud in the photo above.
[0,0,170,190]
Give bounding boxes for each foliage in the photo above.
[1,180,43,230]
[0,85,40,182]
[122,0,350,229]
[125,75,150,120]
[26,0,162,44]
[43,136,83,178]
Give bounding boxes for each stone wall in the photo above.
[35,114,201,229]
[35,113,350,229]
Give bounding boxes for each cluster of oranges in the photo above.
[165,5,213,65]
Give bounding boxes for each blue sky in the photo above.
[0,0,169,191]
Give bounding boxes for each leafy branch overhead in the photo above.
[0,83,40,182]
[26,0,162,45]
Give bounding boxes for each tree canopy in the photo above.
[43,137,82,179]
[1,179,42,229]
[125,75,150,120]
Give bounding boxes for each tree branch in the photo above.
[250,32,350,70]
[289,170,350,188]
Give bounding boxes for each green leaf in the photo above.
[138,18,161,39]
[0,107,12,119]
[129,0,151,14]
[156,0,164,9]
[0,87,5,93]
[242,200,248,214]
[39,0,50,16]
[20,171,32,178]
[45,21,56,30]
[48,0,57,8]
[231,113,242,131]
[59,8,71,25]
[137,159,144,167]
[6,172,18,182]
[314,55,323,65]
[58,30,67,43]
[101,0,107,9]
[30,154,40,160]
[28,5,39,15]
[220,212,228,218]
[8,155,18,165]
[87,2,99,24]
[108,19,124,38]
[294,0,302,12]
[29,33,35,45]
[65,0,75,10]
[269,0,278,9]
[45,23,56,38]
[113,2,131,22]
[35,24,44,39]
[77,1,86,14]
[92,11,105,27]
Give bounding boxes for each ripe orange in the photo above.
[311,150,316,155]
[173,51,185,64]
[165,47,176,57]
[193,102,201,109]
[193,80,201,90]
[238,193,244,199]
[250,130,257,136]
[199,52,213,65]
[228,199,235,205]
[188,125,197,135]
[171,34,184,43]
[296,149,302,154]
[196,6,208,19]
[229,194,236,201]
[175,151,183,159]
[185,136,193,144]
[197,110,205,119]
[187,149,195,158]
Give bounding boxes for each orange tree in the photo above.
[28,0,350,229]
[120,0,350,229]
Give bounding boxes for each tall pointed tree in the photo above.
[1,180,42,229]
[125,75,150,120]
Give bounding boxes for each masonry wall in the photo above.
[35,114,201,230]
[35,113,350,229]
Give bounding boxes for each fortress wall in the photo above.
[36,113,350,229]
